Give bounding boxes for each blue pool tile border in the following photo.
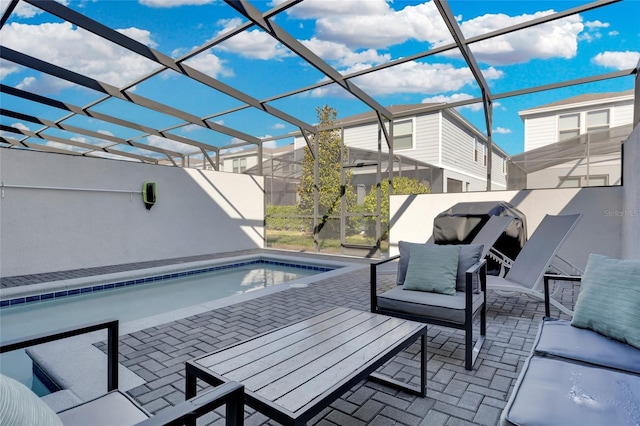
[1,259,335,309]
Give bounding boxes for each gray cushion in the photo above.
[398,242,483,293]
[377,286,485,324]
[0,374,62,426]
[397,241,412,285]
[456,244,483,293]
[571,254,640,349]
[403,244,460,295]
[502,356,640,426]
[533,319,640,374]
[57,390,149,426]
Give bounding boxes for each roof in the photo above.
[519,90,635,116]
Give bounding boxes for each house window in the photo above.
[586,109,609,132]
[393,120,413,150]
[558,174,608,188]
[501,157,507,174]
[558,113,580,141]
[232,158,247,173]
[475,139,487,165]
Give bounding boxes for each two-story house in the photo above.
[512,90,634,189]
[293,104,509,194]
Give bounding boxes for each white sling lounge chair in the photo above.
[486,213,582,316]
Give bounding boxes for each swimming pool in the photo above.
[0,255,356,395]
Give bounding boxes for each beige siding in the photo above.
[412,114,440,164]
[524,115,557,151]
[343,124,380,149]
[613,103,634,126]
[441,115,482,175]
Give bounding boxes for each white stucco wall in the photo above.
[389,186,623,270]
[622,124,640,259]
[0,149,265,277]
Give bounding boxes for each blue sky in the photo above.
[1,0,638,158]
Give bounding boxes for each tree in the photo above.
[362,176,431,233]
[297,105,355,236]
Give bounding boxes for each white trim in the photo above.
[438,111,443,164]
[519,93,633,116]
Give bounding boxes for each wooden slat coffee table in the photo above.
[185,307,427,425]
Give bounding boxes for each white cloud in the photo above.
[16,75,73,94]
[457,11,584,65]
[213,18,293,60]
[585,20,609,29]
[11,122,30,131]
[0,59,21,79]
[421,93,484,111]
[272,123,286,130]
[493,127,511,134]
[1,22,160,89]
[263,140,277,149]
[90,151,140,161]
[45,140,87,152]
[279,0,449,49]
[147,135,200,154]
[592,51,640,70]
[313,62,502,97]
[302,38,390,68]
[139,0,214,8]
[608,30,619,37]
[183,52,234,77]
[0,0,68,18]
[316,2,449,49]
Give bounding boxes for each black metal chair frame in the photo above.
[371,256,487,370]
[0,319,244,426]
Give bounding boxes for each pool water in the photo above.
[0,262,322,394]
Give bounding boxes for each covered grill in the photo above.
[433,201,527,272]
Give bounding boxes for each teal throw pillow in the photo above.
[571,254,640,349]
[403,244,461,295]
[0,374,62,426]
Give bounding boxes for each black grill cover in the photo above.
[433,201,527,270]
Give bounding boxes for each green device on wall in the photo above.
[142,182,156,210]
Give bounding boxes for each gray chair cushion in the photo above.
[377,286,484,325]
[456,244,483,293]
[57,390,149,426]
[501,355,640,426]
[533,319,640,375]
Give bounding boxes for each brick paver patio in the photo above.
[4,249,577,425]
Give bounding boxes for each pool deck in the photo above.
[2,249,578,426]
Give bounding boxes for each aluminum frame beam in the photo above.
[224,0,394,121]
[24,0,316,136]
[0,84,219,160]
[0,125,158,163]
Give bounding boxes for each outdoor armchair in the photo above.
[371,244,487,370]
[0,319,244,426]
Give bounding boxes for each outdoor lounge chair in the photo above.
[0,320,244,426]
[371,245,488,371]
[487,213,582,316]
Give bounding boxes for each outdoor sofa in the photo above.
[500,254,640,425]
